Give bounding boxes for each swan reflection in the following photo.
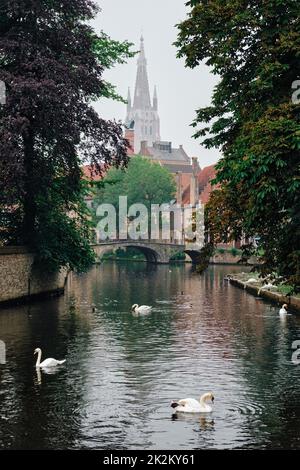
[34,365,63,386]
[172,412,215,430]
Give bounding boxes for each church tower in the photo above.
[125,36,161,153]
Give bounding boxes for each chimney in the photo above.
[176,171,183,205]
[140,140,149,156]
[192,157,200,174]
[125,127,135,155]
[190,160,199,206]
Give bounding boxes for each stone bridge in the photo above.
[92,241,203,264]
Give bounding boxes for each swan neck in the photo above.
[200,393,210,405]
[36,350,42,367]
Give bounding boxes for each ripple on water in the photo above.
[234,402,265,417]
[1,264,300,450]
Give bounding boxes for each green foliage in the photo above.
[277,284,295,296]
[93,32,136,69]
[196,242,214,273]
[93,32,136,103]
[215,247,240,257]
[94,156,176,214]
[0,1,133,272]
[176,1,300,288]
[170,251,186,261]
[33,178,95,272]
[230,247,239,257]
[102,247,145,261]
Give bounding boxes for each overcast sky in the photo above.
[92,0,220,168]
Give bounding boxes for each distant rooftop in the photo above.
[163,164,193,173]
[139,141,190,164]
[82,165,106,181]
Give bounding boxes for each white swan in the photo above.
[244,278,258,289]
[279,304,288,315]
[258,283,277,295]
[34,348,66,368]
[171,392,214,413]
[131,304,152,314]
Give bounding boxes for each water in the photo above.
[0,263,300,450]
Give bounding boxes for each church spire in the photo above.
[139,35,146,61]
[127,87,131,113]
[153,85,158,111]
[125,35,161,153]
[133,36,152,109]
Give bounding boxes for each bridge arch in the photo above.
[94,243,161,264]
[95,245,117,260]
[93,242,193,265]
[125,244,158,263]
[184,250,202,264]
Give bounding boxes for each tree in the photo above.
[93,156,176,235]
[0,0,134,271]
[94,156,176,209]
[176,0,300,287]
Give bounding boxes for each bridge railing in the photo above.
[95,239,185,246]
[94,239,205,250]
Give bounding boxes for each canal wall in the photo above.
[229,277,300,313]
[210,252,258,265]
[0,247,68,307]
[210,252,241,264]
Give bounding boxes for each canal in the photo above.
[0,263,300,450]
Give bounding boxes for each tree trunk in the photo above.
[23,129,36,245]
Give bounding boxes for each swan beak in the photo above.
[211,396,215,403]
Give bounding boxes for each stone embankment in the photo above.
[228,273,300,312]
[0,247,68,307]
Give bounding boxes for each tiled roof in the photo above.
[149,148,189,162]
[181,164,218,206]
[198,164,217,204]
[82,165,106,181]
[162,164,193,174]
[199,182,213,205]
[198,164,216,188]
[145,141,190,163]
